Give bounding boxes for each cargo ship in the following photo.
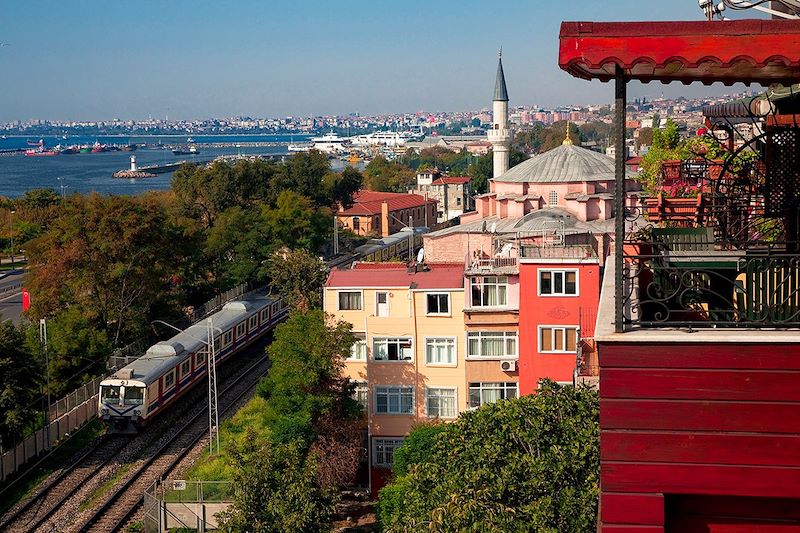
[172,145,199,156]
[25,140,59,156]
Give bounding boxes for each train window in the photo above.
[260,309,269,322]
[223,331,233,346]
[272,302,279,315]
[195,350,206,367]
[101,385,121,404]
[236,322,246,338]
[180,359,191,377]
[123,387,144,405]
[164,371,175,390]
[248,315,258,330]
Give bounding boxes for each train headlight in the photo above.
[133,409,142,416]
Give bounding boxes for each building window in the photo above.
[373,438,405,468]
[456,196,462,206]
[426,293,450,315]
[373,337,413,361]
[539,326,579,353]
[353,381,369,409]
[468,382,518,409]
[470,276,508,307]
[466,331,517,358]
[425,337,456,365]
[549,190,558,205]
[375,386,414,414]
[348,333,368,360]
[426,387,457,418]
[338,291,362,311]
[352,217,360,232]
[539,270,578,296]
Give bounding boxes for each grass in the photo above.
[78,463,133,512]
[185,395,273,482]
[0,419,105,517]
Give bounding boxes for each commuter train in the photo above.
[99,292,288,433]
[327,227,429,270]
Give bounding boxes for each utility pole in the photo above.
[39,319,51,453]
[333,215,339,255]
[8,209,14,265]
[409,215,414,264]
[206,318,220,455]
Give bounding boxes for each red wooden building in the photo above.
[560,19,800,532]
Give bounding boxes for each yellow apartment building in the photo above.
[324,262,468,492]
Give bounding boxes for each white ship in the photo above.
[287,142,313,152]
[310,131,350,154]
[349,130,423,148]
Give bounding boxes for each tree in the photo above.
[216,431,336,533]
[272,151,333,207]
[0,322,41,444]
[363,157,415,192]
[378,381,600,533]
[323,166,362,209]
[266,248,327,309]
[256,309,360,446]
[25,194,189,345]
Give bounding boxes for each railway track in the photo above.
[0,435,131,532]
[71,355,269,532]
[0,334,273,533]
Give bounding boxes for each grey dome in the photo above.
[494,144,635,183]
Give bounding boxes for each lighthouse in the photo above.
[487,50,512,178]
[130,155,137,172]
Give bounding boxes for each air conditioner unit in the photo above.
[500,360,517,372]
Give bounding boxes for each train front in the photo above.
[98,378,147,433]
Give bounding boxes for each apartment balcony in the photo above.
[464,256,519,276]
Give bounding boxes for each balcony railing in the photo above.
[465,256,519,275]
[621,240,800,329]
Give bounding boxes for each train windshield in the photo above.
[101,385,121,404]
[123,386,145,405]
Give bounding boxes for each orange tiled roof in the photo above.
[339,190,437,216]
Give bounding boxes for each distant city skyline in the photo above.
[0,1,766,122]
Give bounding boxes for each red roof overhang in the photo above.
[559,19,800,86]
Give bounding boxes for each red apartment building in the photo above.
[560,18,800,531]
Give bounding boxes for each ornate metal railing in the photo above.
[621,241,800,329]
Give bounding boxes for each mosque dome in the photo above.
[493,144,636,184]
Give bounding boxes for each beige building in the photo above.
[413,169,473,222]
[324,261,519,492]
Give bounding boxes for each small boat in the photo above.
[60,146,79,155]
[25,147,59,157]
[187,137,195,143]
[172,145,199,155]
[27,139,43,146]
[79,145,92,153]
[91,141,105,153]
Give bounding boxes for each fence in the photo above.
[144,479,233,532]
[1,377,101,482]
[1,282,264,483]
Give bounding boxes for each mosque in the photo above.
[423,53,643,265]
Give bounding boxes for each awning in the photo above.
[559,20,800,86]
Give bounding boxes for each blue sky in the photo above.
[0,0,765,121]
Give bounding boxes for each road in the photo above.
[0,270,25,325]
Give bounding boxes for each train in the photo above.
[99,291,288,433]
[328,227,429,269]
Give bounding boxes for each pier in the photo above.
[112,153,289,178]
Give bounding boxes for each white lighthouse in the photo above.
[487,49,512,179]
[130,155,137,172]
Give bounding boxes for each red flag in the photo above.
[22,288,30,312]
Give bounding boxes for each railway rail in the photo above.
[72,355,269,532]
[0,338,271,533]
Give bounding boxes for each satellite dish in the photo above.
[490,222,497,234]
[417,247,425,263]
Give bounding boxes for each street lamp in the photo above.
[152,318,222,454]
[9,209,14,266]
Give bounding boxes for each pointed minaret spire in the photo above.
[493,49,509,102]
[562,120,574,145]
[488,49,512,178]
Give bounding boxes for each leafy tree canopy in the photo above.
[378,381,600,533]
[266,248,327,309]
[0,322,41,442]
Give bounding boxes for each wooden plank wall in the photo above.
[598,342,800,532]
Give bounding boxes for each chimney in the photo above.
[381,201,390,237]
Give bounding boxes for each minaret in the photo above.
[488,49,512,178]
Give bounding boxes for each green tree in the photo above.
[272,151,334,207]
[0,322,41,443]
[263,191,331,252]
[16,188,62,210]
[364,156,415,192]
[216,432,336,533]
[266,249,327,309]
[256,309,360,446]
[323,166,363,209]
[25,194,189,345]
[378,381,600,533]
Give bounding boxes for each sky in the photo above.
[0,0,769,122]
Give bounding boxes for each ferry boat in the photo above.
[172,145,199,156]
[349,130,420,148]
[287,142,313,153]
[310,132,350,154]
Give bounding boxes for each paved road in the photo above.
[0,270,25,325]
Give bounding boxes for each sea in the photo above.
[0,134,320,197]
